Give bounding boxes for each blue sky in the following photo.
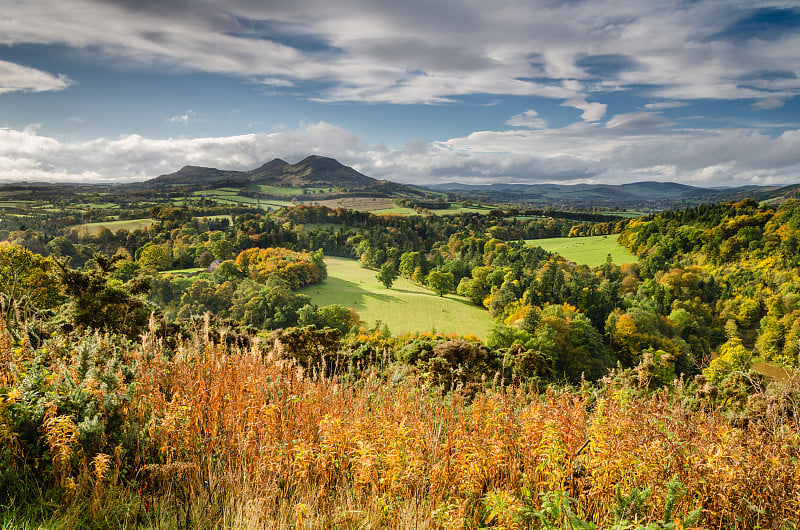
[1,0,799,186]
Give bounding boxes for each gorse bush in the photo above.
[0,327,143,507]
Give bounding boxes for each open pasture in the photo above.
[67,218,157,235]
[299,257,493,338]
[248,184,334,195]
[306,197,397,211]
[526,234,637,267]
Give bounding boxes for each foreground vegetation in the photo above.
[1,326,798,529]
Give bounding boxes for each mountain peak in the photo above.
[297,155,347,169]
[249,158,289,174]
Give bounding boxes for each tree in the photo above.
[316,304,360,334]
[197,251,215,268]
[0,244,63,340]
[55,257,155,338]
[377,263,399,288]
[427,270,455,297]
[214,260,242,282]
[137,244,172,271]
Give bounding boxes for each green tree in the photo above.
[377,263,399,288]
[316,304,359,334]
[137,244,172,271]
[427,270,455,297]
[214,260,242,282]
[55,257,155,338]
[0,244,63,340]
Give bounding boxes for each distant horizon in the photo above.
[0,153,794,192]
[1,1,799,186]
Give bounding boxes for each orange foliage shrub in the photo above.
[235,247,325,289]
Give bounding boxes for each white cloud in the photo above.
[643,101,689,111]
[605,112,673,132]
[167,110,196,125]
[506,110,548,129]
[2,117,800,189]
[0,122,365,183]
[752,97,785,110]
[563,98,607,122]
[0,60,73,94]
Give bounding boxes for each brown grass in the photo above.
[127,338,800,529]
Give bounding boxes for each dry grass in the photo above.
[2,320,799,528]
[128,337,800,529]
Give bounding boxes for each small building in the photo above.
[206,259,222,272]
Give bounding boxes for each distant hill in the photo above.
[137,156,379,190]
[117,156,800,209]
[426,180,790,209]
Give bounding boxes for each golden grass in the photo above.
[128,338,800,528]
[3,321,798,528]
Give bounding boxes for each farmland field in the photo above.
[369,206,419,215]
[299,257,494,338]
[305,197,399,211]
[526,234,637,267]
[67,218,157,235]
[247,184,334,195]
[430,205,494,215]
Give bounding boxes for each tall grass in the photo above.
[2,324,800,528]
[132,337,799,528]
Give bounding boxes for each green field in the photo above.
[526,234,637,267]
[430,205,494,215]
[72,202,119,209]
[369,204,494,216]
[602,211,647,218]
[196,214,233,222]
[191,189,294,208]
[248,184,334,195]
[68,218,157,235]
[299,257,494,338]
[161,267,206,275]
[370,206,419,215]
[0,200,37,208]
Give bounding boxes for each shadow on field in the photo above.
[388,287,428,296]
[319,276,395,305]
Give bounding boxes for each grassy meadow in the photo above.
[67,218,157,235]
[300,257,494,338]
[527,234,637,267]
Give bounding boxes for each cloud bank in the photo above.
[2,118,799,188]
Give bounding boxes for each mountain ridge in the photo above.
[136,155,377,190]
[117,155,800,209]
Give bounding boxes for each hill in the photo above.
[137,155,381,190]
[427,180,785,209]
[249,155,377,188]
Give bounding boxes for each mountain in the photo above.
[137,156,378,190]
[249,155,377,188]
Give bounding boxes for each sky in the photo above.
[1,0,800,187]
